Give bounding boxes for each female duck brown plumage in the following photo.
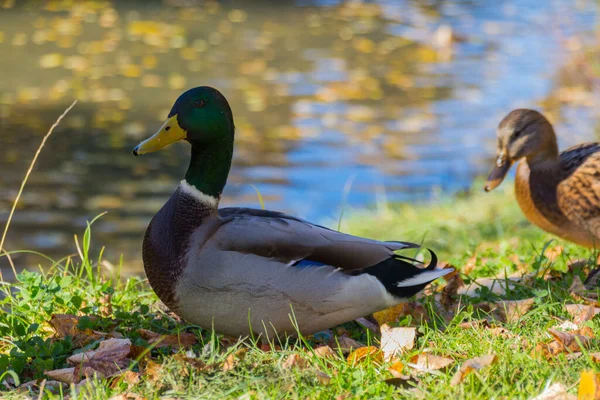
[485,108,600,250]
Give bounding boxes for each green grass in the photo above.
[1,183,599,399]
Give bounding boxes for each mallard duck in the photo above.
[132,86,451,339]
[485,108,600,249]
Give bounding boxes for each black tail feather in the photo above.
[363,249,440,299]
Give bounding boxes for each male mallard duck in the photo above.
[485,109,600,249]
[132,86,451,339]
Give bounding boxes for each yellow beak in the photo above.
[133,115,186,156]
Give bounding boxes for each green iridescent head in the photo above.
[133,86,235,199]
[133,86,234,155]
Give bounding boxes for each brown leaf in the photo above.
[440,273,464,310]
[329,336,365,355]
[531,383,576,400]
[571,276,587,294]
[380,324,416,361]
[495,298,535,323]
[488,327,515,338]
[545,245,564,262]
[355,317,379,333]
[439,262,459,281]
[346,346,383,366]
[68,338,132,365]
[100,293,113,317]
[137,329,197,350]
[578,370,600,400]
[409,353,454,372]
[539,328,593,358]
[68,338,132,379]
[457,320,489,330]
[589,352,600,362]
[143,360,163,383]
[45,368,77,384]
[565,304,600,326]
[313,346,336,359]
[548,328,592,352]
[49,314,106,348]
[109,371,140,389]
[450,354,496,386]
[314,370,331,385]
[463,254,478,275]
[222,348,248,372]
[172,353,211,376]
[282,354,308,370]
[585,268,600,291]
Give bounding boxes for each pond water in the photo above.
[0,0,598,273]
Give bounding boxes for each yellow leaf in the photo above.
[346,346,382,366]
[373,304,406,326]
[388,361,405,378]
[578,370,599,400]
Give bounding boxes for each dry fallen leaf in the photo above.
[565,304,600,326]
[143,360,163,384]
[388,361,406,378]
[346,346,383,366]
[578,370,600,400]
[440,273,464,310]
[109,371,140,389]
[313,346,336,359]
[450,354,496,386]
[45,368,77,384]
[329,336,365,355]
[380,324,416,361]
[495,298,535,323]
[373,302,430,326]
[488,327,515,338]
[545,245,564,262]
[409,353,454,372]
[68,338,131,365]
[49,314,106,348]
[531,382,575,400]
[355,317,379,333]
[222,348,248,372]
[589,352,600,362]
[314,370,331,385]
[137,329,197,350]
[457,320,489,330]
[570,277,599,306]
[68,338,132,379]
[537,327,594,358]
[585,271,600,292]
[548,328,592,352]
[173,353,211,376]
[282,354,308,370]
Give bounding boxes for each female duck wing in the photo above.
[557,146,600,239]
[216,207,421,271]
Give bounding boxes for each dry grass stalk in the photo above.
[0,100,77,277]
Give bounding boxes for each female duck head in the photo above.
[484,109,558,192]
[133,86,235,200]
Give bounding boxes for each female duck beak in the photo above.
[484,155,512,192]
[132,115,186,156]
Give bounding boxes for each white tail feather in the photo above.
[396,268,453,288]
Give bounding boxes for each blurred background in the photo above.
[0,0,599,273]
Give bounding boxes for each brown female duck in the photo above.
[485,109,600,249]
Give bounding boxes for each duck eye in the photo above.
[195,99,205,108]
